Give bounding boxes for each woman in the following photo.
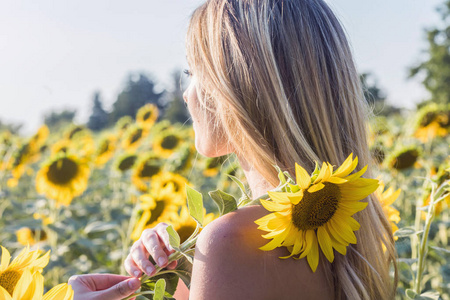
[69,0,397,299]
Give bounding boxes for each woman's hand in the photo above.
[124,222,178,278]
[68,273,140,300]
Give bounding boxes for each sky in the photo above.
[0,0,443,134]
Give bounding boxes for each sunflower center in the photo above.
[161,135,179,150]
[47,158,79,185]
[143,111,152,121]
[118,156,137,171]
[291,182,340,231]
[392,150,419,170]
[0,270,22,296]
[129,129,143,145]
[139,162,160,178]
[148,200,166,224]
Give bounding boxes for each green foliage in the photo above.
[109,73,164,125]
[87,92,109,131]
[409,0,450,105]
[43,109,76,129]
[209,189,237,216]
[186,185,204,227]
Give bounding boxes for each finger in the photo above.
[124,255,142,278]
[141,229,169,268]
[68,274,133,291]
[97,277,140,299]
[155,225,174,252]
[131,240,155,276]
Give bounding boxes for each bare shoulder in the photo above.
[189,205,335,300]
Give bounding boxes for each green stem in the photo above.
[413,182,448,294]
[122,290,155,300]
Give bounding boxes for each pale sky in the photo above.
[0,0,442,134]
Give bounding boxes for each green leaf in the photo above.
[141,273,178,300]
[406,289,418,299]
[175,256,193,288]
[430,245,450,254]
[166,225,181,250]
[274,165,286,185]
[84,221,119,234]
[209,189,237,216]
[153,279,166,300]
[227,175,249,198]
[394,227,423,237]
[186,185,204,227]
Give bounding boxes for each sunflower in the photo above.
[30,125,49,149]
[10,142,33,179]
[0,246,50,296]
[374,181,401,238]
[131,153,163,192]
[16,228,47,246]
[153,130,184,158]
[65,125,86,140]
[51,139,72,156]
[414,103,450,143]
[131,194,180,240]
[386,145,421,171]
[36,154,90,206]
[115,116,134,133]
[114,153,138,173]
[122,124,147,151]
[255,153,379,272]
[151,172,189,200]
[0,269,74,300]
[136,104,159,129]
[95,135,117,166]
[171,206,216,243]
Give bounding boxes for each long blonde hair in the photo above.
[186,0,397,298]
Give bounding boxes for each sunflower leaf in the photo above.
[186,185,204,227]
[405,289,418,299]
[227,175,250,198]
[394,227,423,237]
[166,225,181,250]
[274,165,286,185]
[153,278,166,300]
[209,189,237,216]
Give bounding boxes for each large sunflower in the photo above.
[36,154,90,206]
[114,153,138,173]
[153,130,184,158]
[131,153,163,192]
[387,146,421,171]
[122,124,147,151]
[255,153,379,272]
[151,172,189,200]
[131,194,180,240]
[0,246,49,296]
[136,104,159,129]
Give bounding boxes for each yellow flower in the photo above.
[151,172,190,199]
[374,181,401,238]
[16,228,47,246]
[414,103,450,143]
[122,125,147,151]
[153,130,184,158]
[131,194,180,240]
[172,206,216,243]
[0,246,50,296]
[387,146,421,171]
[255,153,379,272]
[114,153,138,173]
[95,135,117,166]
[136,104,159,129]
[131,153,163,192]
[115,116,133,133]
[36,154,90,206]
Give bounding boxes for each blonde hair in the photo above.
[186,0,397,299]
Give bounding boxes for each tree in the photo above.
[409,0,450,105]
[0,119,22,134]
[87,91,109,131]
[43,109,76,129]
[163,70,191,124]
[109,73,164,124]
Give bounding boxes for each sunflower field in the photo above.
[0,102,449,299]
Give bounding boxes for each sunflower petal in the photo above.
[308,182,325,193]
[313,162,331,184]
[333,154,357,178]
[0,246,11,272]
[287,190,303,205]
[317,227,334,263]
[295,163,311,189]
[260,199,287,212]
[306,234,320,272]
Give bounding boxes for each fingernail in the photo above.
[133,270,140,277]
[128,278,140,289]
[158,257,166,267]
[146,266,154,275]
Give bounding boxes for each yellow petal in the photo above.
[333,154,357,178]
[306,234,319,272]
[317,227,334,263]
[308,182,325,193]
[298,230,314,259]
[313,162,331,184]
[260,199,287,212]
[295,163,311,189]
[43,283,74,300]
[326,176,348,184]
[267,191,291,204]
[259,224,292,251]
[0,285,13,300]
[287,190,303,205]
[0,246,11,272]
[343,165,368,182]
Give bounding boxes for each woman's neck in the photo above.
[236,154,275,199]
